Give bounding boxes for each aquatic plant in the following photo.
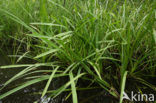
[0,0,155,102]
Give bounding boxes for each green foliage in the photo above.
[0,0,155,102]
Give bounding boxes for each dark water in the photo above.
[0,54,45,103]
[0,54,66,103]
[0,54,118,103]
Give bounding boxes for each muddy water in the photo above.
[0,54,37,102]
[0,54,67,103]
[0,54,117,103]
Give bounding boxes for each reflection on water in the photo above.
[0,54,40,103]
[0,54,66,103]
[0,54,117,103]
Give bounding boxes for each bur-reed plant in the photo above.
[0,0,155,102]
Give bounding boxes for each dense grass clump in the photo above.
[0,0,155,103]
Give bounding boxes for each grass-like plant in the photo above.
[0,0,155,102]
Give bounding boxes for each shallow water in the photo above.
[0,55,40,102]
[0,54,117,103]
[0,54,69,103]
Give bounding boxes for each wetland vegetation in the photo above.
[0,0,156,103]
